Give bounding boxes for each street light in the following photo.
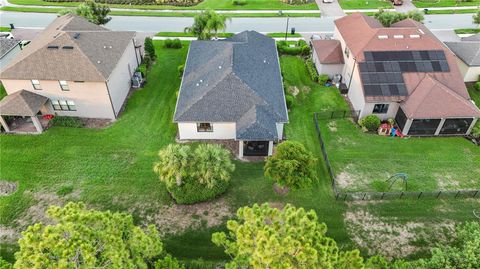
[285,16,290,42]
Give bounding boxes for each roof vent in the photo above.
[418,29,425,35]
[410,34,420,38]
[393,35,404,39]
[47,45,59,49]
[73,33,80,39]
[196,83,200,86]
[97,60,101,64]
[62,46,74,49]
[378,35,388,39]
[218,66,222,69]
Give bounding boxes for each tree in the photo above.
[14,202,176,268]
[212,203,364,269]
[154,144,193,188]
[193,144,235,188]
[184,10,229,40]
[264,141,317,189]
[374,9,424,27]
[144,37,156,60]
[410,221,480,269]
[473,9,480,26]
[0,258,12,269]
[60,0,111,25]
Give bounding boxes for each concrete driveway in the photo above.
[316,0,345,17]
[394,0,418,12]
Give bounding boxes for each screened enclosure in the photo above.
[439,118,473,135]
[408,119,441,135]
[395,108,408,132]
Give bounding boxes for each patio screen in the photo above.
[394,108,407,132]
[408,119,441,135]
[439,118,473,135]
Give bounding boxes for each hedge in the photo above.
[305,58,319,82]
[44,0,202,6]
[51,116,84,128]
[277,40,310,56]
[164,38,182,49]
[168,179,229,204]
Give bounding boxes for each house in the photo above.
[323,13,479,136]
[174,31,288,158]
[0,14,141,133]
[445,34,480,82]
[311,39,344,78]
[0,39,22,68]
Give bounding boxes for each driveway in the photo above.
[394,0,417,13]
[316,0,345,17]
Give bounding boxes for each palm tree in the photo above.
[206,11,230,40]
[184,10,230,40]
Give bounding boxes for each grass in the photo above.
[0,6,321,17]
[425,8,477,14]
[0,27,12,32]
[339,0,392,9]
[8,0,319,10]
[413,0,480,7]
[455,28,480,34]
[468,85,480,106]
[2,45,480,264]
[155,32,234,37]
[267,32,302,37]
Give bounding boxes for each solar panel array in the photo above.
[359,50,449,97]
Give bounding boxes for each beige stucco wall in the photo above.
[362,102,400,120]
[177,122,236,140]
[455,58,480,82]
[0,44,22,70]
[1,79,115,119]
[106,39,139,116]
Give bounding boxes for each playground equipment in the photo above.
[386,173,409,191]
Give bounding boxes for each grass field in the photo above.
[455,28,480,34]
[8,0,319,10]
[320,119,480,192]
[339,0,392,9]
[1,45,480,264]
[413,0,480,7]
[469,85,480,106]
[155,32,302,38]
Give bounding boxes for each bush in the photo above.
[475,81,480,91]
[144,37,156,60]
[318,74,329,84]
[154,144,235,204]
[305,59,319,82]
[178,64,185,77]
[164,38,182,49]
[51,116,84,128]
[232,0,246,5]
[359,115,381,132]
[285,94,294,109]
[264,141,317,189]
[471,121,480,138]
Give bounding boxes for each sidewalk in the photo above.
[152,36,304,41]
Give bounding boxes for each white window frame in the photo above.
[59,80,69,91]
[197,123,213,132]
[51,100,76,111]
[31,80,41,90]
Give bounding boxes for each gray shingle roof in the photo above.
[0,39,21,59]
[0,90,48,116]
[0,14,135,81]
[174,31,288,141]
[445,41,480,66]
[462,34,480,41]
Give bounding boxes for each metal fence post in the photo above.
[418,192,422,199]
[474,190,479,198]
[436,191,442,199]
[400,192,404,198]
[455,191,460,198]
[381,192,385,199]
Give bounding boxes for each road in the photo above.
[0,11,476,32]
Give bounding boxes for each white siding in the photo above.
[276,123,284,140]
[0,44,21,70]
[362,102,400,120]
[347,65,366,115]
[177,122,236,140]
[311,47,344,78]
[106,39,139,116]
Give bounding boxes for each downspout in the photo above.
[105,82,117,119]
[347,57,357,90]
[132,39,140,67]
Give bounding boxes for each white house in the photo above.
[174,31,288,157]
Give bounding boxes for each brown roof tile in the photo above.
[311,40,344,64]
[0,90,48,116]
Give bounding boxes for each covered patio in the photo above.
[0,90,51,134]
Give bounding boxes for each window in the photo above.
[59,80,69,91]
[373,104,389,114]
[51,100,76,111]
[197,123,213,132]
[31,80,41,90]
[344,47,350,58]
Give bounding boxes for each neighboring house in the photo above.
[445,34,480,82]
[311,39,344,78]
[0,14,142,125]
[174,31,288,158]
[330,13,480,136]
[0,39,22,69]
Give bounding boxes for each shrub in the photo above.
[318,74,329,84]
[144,37,156,60]
[475,81,480,91]
[305,59,319,82]
[143,53,152,69]
[51,116,84,128]
[359,115,381,132]
[154,143,235,204]
[264,141,317,189]
[471,121,480,138]
[165,38,182,49]
[285,94,294,109]
[178,64,185,77]
[232,0,246,5]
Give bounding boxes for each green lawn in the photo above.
[413,0,480,7]
[8,0,319,10]
[455,28,480,34]
[339,0,392,9]
[469,85,480,107]
[155,32,235,37]
[2,45,480,264]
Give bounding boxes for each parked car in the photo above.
[391,0,403,5]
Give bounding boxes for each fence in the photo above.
[315,109,360,121]
[313,111,480,201]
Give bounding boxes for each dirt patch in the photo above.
[301,86,311,94]
[336,170,356,189]
[288,86,300,97]
[327,121,337,132]
[82,118,113,129]
[436,173,461,190]
[344,209,455,258]
[0,225,20,244]
[267,202,285,210]
[273,183,290,195]
[131,198,233,236]
[0,180,17,196]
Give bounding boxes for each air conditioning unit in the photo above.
[131,72,144,88]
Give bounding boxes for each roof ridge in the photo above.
[68,33,108,80]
